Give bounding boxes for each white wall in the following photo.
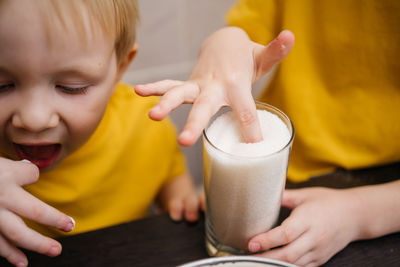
[123,0,237,185]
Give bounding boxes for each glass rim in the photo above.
[202,101,294,159]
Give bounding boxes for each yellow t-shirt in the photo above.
[23,83,186,237]
[227,0,400,182]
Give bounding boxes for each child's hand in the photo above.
[135,27,294,146]
[248,188,360,267]
[167,190,205,223]
[0,158,74,267]
[157,174,204,223]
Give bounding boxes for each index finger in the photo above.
[178,89,223,146]
[0,158,39,186]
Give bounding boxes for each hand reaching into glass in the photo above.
[135,27,294,146]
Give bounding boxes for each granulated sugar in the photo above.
[203,109,292,252]
[206,110,290,157]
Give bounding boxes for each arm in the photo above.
[0,158,74,267]
[156,173,204,222]
[248,181,400,266]
[135,27,294,146]
[351,180,400,239]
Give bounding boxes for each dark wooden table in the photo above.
[1,162,399,267]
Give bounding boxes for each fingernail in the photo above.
[66,216,75,231]
[21,159,31,163]
[134,85,143,91]
[170,212,182,221]
[16,262,27,267]
[48,246,60,256]
[150,105,160,114]
[179,129,191,140]
[249,242,261,252]
[186,212,198,222]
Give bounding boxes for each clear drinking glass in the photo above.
[203,102,294,256]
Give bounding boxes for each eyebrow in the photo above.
[52,55,114,78]
[53,67,105,80]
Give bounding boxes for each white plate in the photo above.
[177,256,298,267]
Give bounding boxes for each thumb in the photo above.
[253,30,295,82]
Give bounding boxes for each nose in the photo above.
[12,92,60,132]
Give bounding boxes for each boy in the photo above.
[0,1,201,266]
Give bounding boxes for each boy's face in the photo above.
[0,1,131,170]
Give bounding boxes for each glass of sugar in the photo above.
[203,102,294,256]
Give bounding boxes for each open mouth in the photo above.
[13,143,61,169]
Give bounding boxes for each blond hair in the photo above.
[3,0,139,66]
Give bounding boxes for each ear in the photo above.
[115,43,138,83]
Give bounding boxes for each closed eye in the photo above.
[0,83,14,92]
[56,85,89,95]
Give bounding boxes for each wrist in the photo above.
[337,189,367,242]
[343,188,370,241]
[345,181,400,240]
